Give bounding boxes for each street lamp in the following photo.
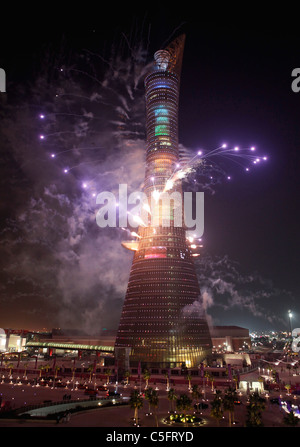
[288,310,293,336]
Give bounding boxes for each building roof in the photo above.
[211,326,250,337]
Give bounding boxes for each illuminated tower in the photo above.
[115,35,212,369]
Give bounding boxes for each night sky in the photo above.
[0,9,299,333]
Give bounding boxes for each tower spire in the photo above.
[163,34,186,78]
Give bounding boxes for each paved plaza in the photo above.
[0,362,299,427]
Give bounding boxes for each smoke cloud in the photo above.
[0,29,295,335]
[195,254,293,329]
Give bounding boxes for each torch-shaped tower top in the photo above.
[156,34,186,78]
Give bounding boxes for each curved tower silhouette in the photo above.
[115,35,212,369]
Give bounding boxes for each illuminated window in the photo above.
[154,106,168,116]
[155,125,168,136]
[156,116,168,124]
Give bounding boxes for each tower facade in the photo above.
[115,35,212,369]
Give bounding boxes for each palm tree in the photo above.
[210,390,223,426]
[105,368,112,384]
[246,391,266,427]
[191,384,202,413]
[283,410,300,426]
[266,364,273,377]
[145,387,159,426]
[185,373,192,391]
[44,363,51,373]
[176,394,192,426]
[143,369,151,388]
[7,363,14,376]
[23,362,29,378]
[223,387,236,427]
[204,370,212,393]
[38,364,45,378]
[145,387,154,414]
[129,390,144,425]
[54,366,60,378]
[149,389,159,427]
[164,372,170,390]
[271,369,277,382]
[71,365,76,384]
[167,388,177,412]
[232,374,239,390]
[88,364,94,382]
[124,370,131,385]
